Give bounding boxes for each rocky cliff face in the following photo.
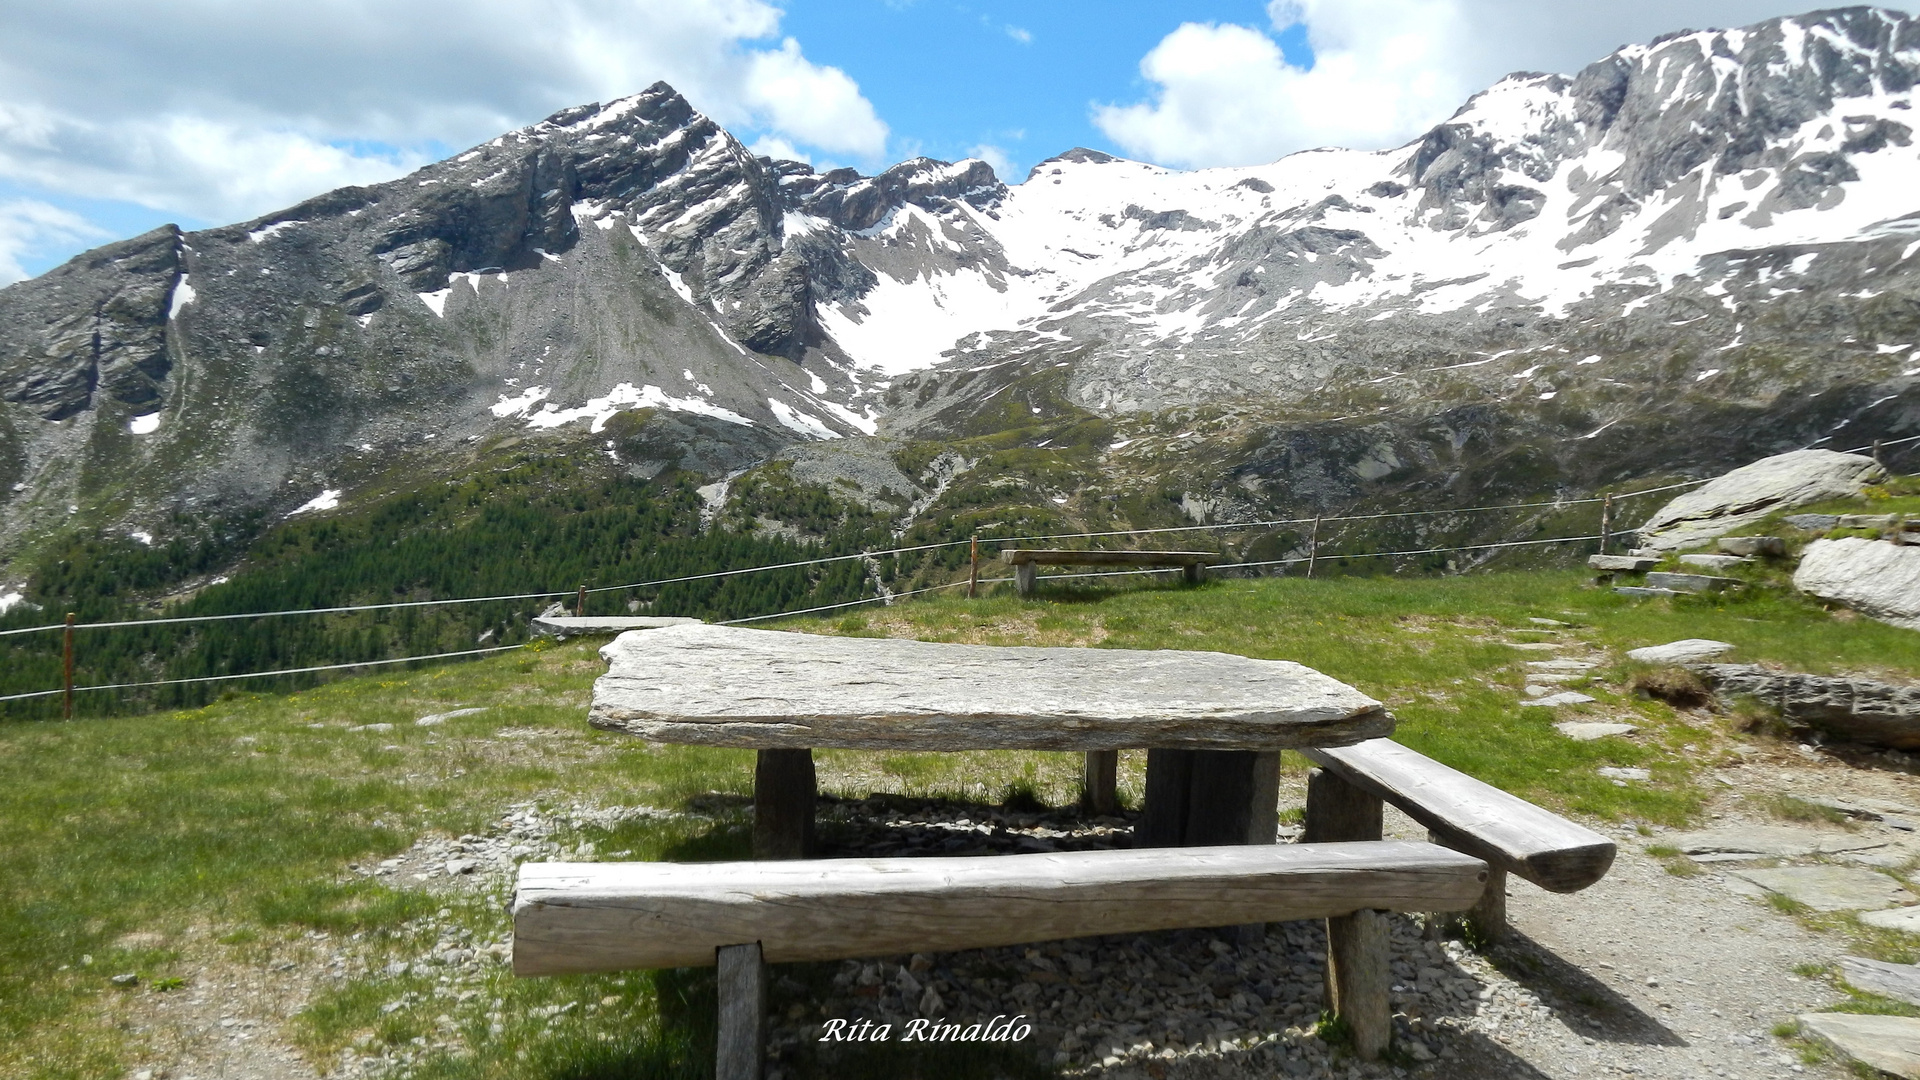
[1,8,1918,575]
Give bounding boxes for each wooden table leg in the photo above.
[753,749,815,859]
[1081,750,1119,815]
[716,941,767,1080]
[1138,749,1193,847]
[1143,750,1281,847]
[1326,908,1390,1060]
[1302,766,1383,843]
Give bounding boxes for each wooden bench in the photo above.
[1300,738,1617,942]
[513,841,1490,1075]
[999,549,1225,596]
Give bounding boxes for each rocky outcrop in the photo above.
[1636,451,1885,551]
[1794,537,1920,630]
[1697,662,1920,749]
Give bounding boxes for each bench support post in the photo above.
[1326,908,1391,1061]
[716,942,766,1080]
[1014,561,1036,597]
[1428,829,1507,944]
[1302,767,1383,843]
[1183,562,1205,585]
[754,749,815,859]
[1081,750,1119,815]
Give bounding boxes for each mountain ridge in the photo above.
[1,5,1917,594]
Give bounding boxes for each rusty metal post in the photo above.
[1307,516,1321,578]
[968,534,979,599]
[63,612,75,720]
[1600,492,1613,555]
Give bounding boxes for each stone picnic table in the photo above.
[587,623,1393,857]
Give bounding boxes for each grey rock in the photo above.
[1862,906,1920,933]
[1717,536,1784,556]
[1730,865,1915,911]
[1666,824,1890,858]
[1840,956,1920,1007]
[1504,642,1563,651]
[1679,554,1748,571]
[1794,537,1920,631]
[1797,1012,1920,1078]
[1527,660,1598,671]
[1636,450,1884,552]
[1554,721,1637,741]
[1595,766,1649,781]
[416,707,487,727]
[1644,571,1738,593]
[1589,554,1658,572]
[1784,514,1842,532]
[446,859,478,876]
[110,973,139,988]
[1625,639,1734,663]
[1614,586,1680,598]
[1696,663,1920,750]
[1527,673,1583,685]
[1519,692,1595,707]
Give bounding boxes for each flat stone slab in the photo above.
[1862,905,1920,932]
[1504,642,1563,651]
[416,707,487,727]
[589,624,1392,751]
[1527,660,1598,672]
[1614,586,1680,598]
[1679,554,1749,571]
[1798,1012,1920,1079]
[1589,554,1658,572]
[1718,536,1785,556]
[533,616,702,638]
[1526,672,1584,685]
[1841,956,1920,1006]
[1667,825,1892,858]
[1730,865,1915,911]
[1645,571,1738,593]
[1625,639,1735,664]
[1596,766,1650,782]
[1555,721,1637,741]
[1519,692,1595,707]
[1784,514,1841,531]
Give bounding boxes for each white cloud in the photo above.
[0,0,888,227]
[1006,25,1034,45]
[749,135,808,163]
[1095,0,1920,168]
[0,198,107,283]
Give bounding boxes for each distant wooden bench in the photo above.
[1000,548,1225,596]
[1300,738,1617,942]
[513,841,1489,1076]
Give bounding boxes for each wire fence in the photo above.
[2,430,1914,711]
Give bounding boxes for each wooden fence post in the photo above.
[1599,493,1612,555]
[968,534,979,599]
[1307,516,1321,578]
[576,583,586,618]
[1875,440,1885,472]
[63,612,75,720]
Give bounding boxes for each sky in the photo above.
[1,0,1915,283]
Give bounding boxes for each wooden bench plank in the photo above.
[511,841,1488,976]
[590,624,1391,751]
[1301,739,1615,893]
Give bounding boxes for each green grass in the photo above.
[2,565,1915,1078]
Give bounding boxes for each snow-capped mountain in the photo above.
[1,6,1917,560]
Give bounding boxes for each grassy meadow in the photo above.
[2,562,1917,1080]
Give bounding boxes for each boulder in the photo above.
[1626,639,1734,663]
[1694,663,1920,749]
[1794,537,1920,630]
[1636,450,1883,552]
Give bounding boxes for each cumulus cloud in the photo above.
[0,198,107,283]
[0,0,888,226]
[1095,0,1920,168]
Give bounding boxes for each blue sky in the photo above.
[0,0,1912,282]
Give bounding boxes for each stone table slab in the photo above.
[588,624,1392,751]
[1730,865,1915,911]
[1798,1012,1920,1079]
[533,615,702,638]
